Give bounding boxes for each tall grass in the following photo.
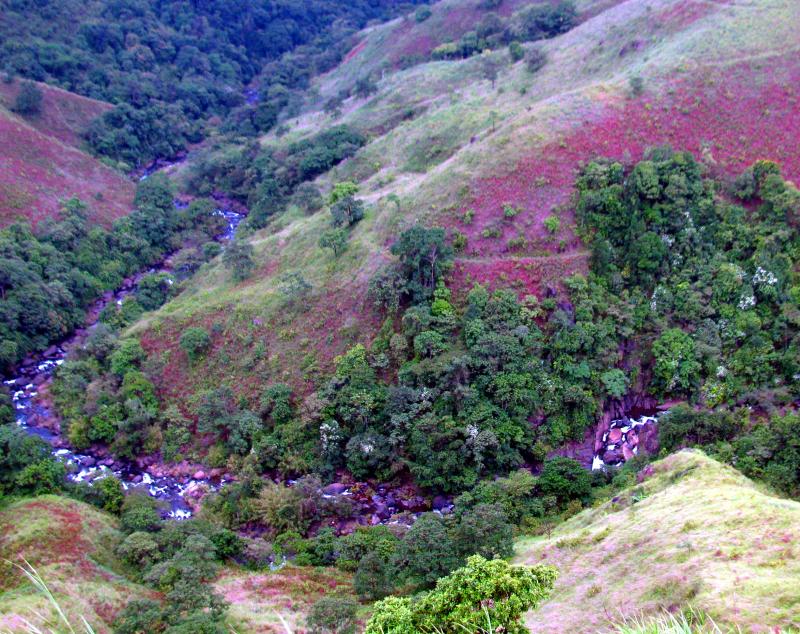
[1,559,95,634]
[612,610,724,634]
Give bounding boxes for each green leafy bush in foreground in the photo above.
[365,555,557,634]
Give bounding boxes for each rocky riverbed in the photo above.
[5,202,245,518]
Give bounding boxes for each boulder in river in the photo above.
[324,483,348,495]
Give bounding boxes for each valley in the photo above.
[1,0,800,632]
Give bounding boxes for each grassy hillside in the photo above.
[0,79,134,227]
[518,450,800,633]
[0,496,148,633]
[136,0,800,407]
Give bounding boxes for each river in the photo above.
[5,205,245,518]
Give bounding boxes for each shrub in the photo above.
[180,327,211,362]
[415,6,432,22]
[278,271,312,303]
[222,239,255,281]
[292,182,324,214]
[253,476,323,536]
[366,556,558,634]
[319,228,348,257]
[509,41,525,62]
[307,596,359,634]
[543,215,561,234]
[13,80,43,115]
[525,46,548,73]
[629,75,644,97]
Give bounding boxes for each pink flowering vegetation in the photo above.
[0,109,135,227]
[0,78,111,147]
[447,53,800,297]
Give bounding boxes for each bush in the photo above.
[307,596,359,634]
[415,6,432,22]
[180,327,211,362]
[222,240,255,281]
[543,215,561,234]
[525,46,548,73]
[509,41,525,62]
[13,80,43,115]
[392,513,460,587]
[366,556,558,634]
[537,457,592,507]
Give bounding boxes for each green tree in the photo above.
[451,503,514,560]
[392,513,460,587]
[222,240,255,281]
[652,328,700,397]
[390,225,453,303]
[366,556,557,634]
[180,327,211,362]
[537,457,591,507]
[354,550,395,600]
[319,228,348,257]
[13,80,43,115]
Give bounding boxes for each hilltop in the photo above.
[518,450,800,632]
[0,79,134,226]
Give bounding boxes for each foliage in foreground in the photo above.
[365,555,557,634]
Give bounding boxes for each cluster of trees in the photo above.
[430,1,576,61]
[577,152,800,405]
[112,494,241,633]
[574,151,800,496]
[187,124,365,230]
[0,176,225,371]
[0,0,424,166]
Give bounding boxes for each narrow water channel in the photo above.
[5,205,245,518]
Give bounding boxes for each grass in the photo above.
[215,564,359,633]
[516,450,800,633]
[139,0,800,412]
[0,80,134,227]
[0,496,146,634]
[0,560,96,634]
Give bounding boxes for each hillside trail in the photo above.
[454,249,590,264]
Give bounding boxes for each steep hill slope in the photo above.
[0,495,353,633]
[0,496,148,633]
[0,79,134,226]
[137,0,800,407]
[518,450,800,632]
